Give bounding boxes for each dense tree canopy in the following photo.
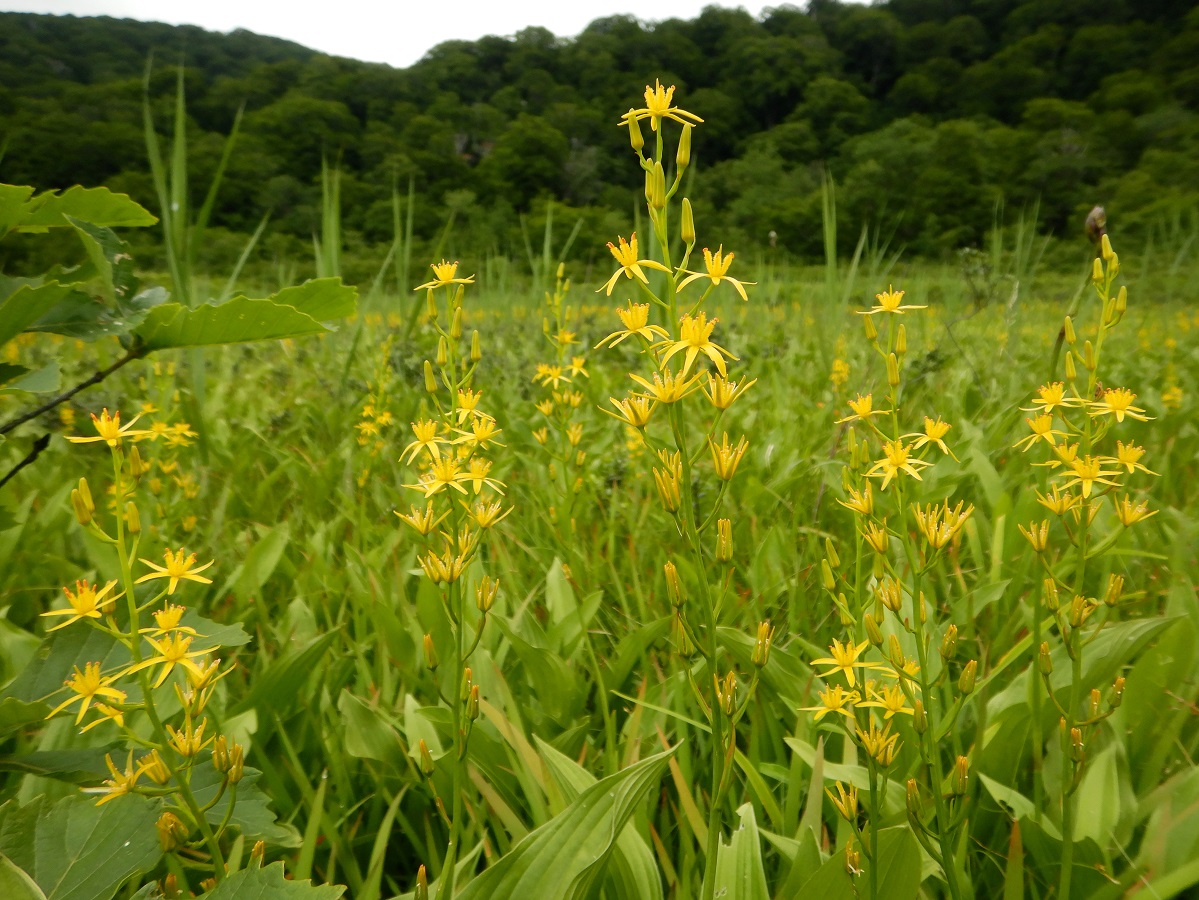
[2,1,1197,264]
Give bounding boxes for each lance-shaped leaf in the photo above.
[709,803,769,900]
[458,746,674,900]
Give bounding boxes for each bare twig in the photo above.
[0,346,144,438]
[0,433,50,491]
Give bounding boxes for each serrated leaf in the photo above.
[197,861,343,899]
[537,736,663,900]
[0,282,76,347]
[267,279,357,322]
[710,803,769,900]
[14,187,157,231]
[0,793,161,900]
[190,763,301,848]
[134,297,331,350]
[458,746,674,900]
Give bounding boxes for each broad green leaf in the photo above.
[710,803,769,900]
[536,736,663,900]
[0,282,76,347]
[1074,745,1121,847]
[190,762,301,848]
[338,690,404,768]
[404,693,444,760]
[0,854,46,900]
[458,746,674,900]
[0,185,36,234]
[268,279,357,322]
[978,774,1038,825]
[14,187,157,231]
[66,218,135,305]
[0,793,161,900]
[197,861,343,899]
[0,362,60,394]
[796,827,920,900]
[28,288,157,340]
[134,297,329,351]
[0,364,29,388]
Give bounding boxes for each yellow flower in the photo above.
[403,419,445,464]
[456,389,483,424]
[1036,485,1081,516]
[123,634,218,688]
[535,399,555,417]
[140,604,198,637]
[837,393,884,424]
[1114,494,1156,526]
[1023,382,1075,414]
[912,500,974,549]
[654,312,736,377]
[629,369,702,404]
[414,260,475,291]
[48,662,126,725]
[1059,455,1120,499]
[1013,413,1065,451]
[41,579,120,631]
[908,417,956,458]
[675,246,754,301]
[406,456,469,498]
[861,519,889,554]
[800,684,861,721]
[568,356,589,378]
[86,752,144,806]
[811,638,884,688]
[533,364,571,389]
[166,718,212,757]
[597,303,670,347]
[837,484,874,516]
[826,782,859,821]
[858,285,926,316]
[857,721,901,766]
[135,549,214,596]
[1091,387,1150,422]
[709,433,749,481]
[605,395,657,428]
[467,499,512,529]
[66,408,150,447]
[395,502,449,536]
[455,416,504,450]
[1110,441,1156,475]
[702,373,756,410]
[618,79,703,132]
[464,458,505,495]
[859,682,913,720]
[866,440,931,490]
[598,233,671,296]
[418,543,469,584]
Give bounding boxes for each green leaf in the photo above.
[0,185,36,234]
[13,187,157,231]
[0,854,46,900]
[0,282,76,347]
[267,279,357,322]
[1074,745,1121,847]
[134,297,327,350]
[0,364,29,388]
[229,633,336,719]
[710,803,769,900]
[458,746,674,900]
[0,362,60,394]
[338,690,404,768]
[197,861,343,899]
[190,763,301,848]
[796,827,920,900]
[0,793,161,900]
[536,736,663,900]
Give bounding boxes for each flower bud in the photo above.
[1038,641,1053,675]
[466,684,480,721]
[1101,233,1114,261]
[1083,340,1096,371]
[157,811,190,852]
[650,162,666,211]
[124,501,141,535]
[1064,316,1076,345]
[958,659,977,695]
[1064,350,1077,381]
[1043,577,1060,612]
[228,741,244,783]
[471,330,481,362]
[1108,252,1119,277]
[426,289,438,319]
[213,734,231,773]
[864,613,883,646]
[863,315,878,343]
[419,739,435,777]
[436,335,449,366]
[1092,257,1104,284]
[1069,593,1090,628]
[1115,285,1127,315]
[415,866,429,900]
[912,699,927,734]
[952,755,970,795]
[423,360,437,393]
[824,537,840,569]
[895,324,907,355]
[71,488,93,526]
[888,634,906,669]
[1089,688,1102,719]
[664,561,685,607]
[1109,676,1125,708]
[906,778,921,820]
[715,518,732,562]
[476,575,499,612]
[681,198,695,244]
[676,123,692,169]
[940,624,958,660]
[821,559,836,591]
[450,307,464,341]
[1070,727,1085,763]
[886,352,900,387]
[626,111,644,151]
[423,633,438,670]
[1103,573,1124,607]
[752,621,774,668]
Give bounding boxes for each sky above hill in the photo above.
[2,1,831,68]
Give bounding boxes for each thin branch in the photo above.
[0,433,50,491]
[0,346,144,437]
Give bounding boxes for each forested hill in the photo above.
[2,2,1198,261]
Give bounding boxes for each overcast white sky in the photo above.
[2,1,815,68]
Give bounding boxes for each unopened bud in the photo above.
[156,811,190,852]
[466,684,479,721]
[863,315,878,343]
[958,659,977,695]
[821,559,836,591]
[418,739,435,776]
[415,866,429,900]
[940,624,958,661]
[436,335,449,366]
[450,307,463,341]
[664,561,685,607]
[1069,593,1089,627]
[124,501,141,535]
[1108,252,1119,277]
[471,330,481,362]
[78,477,95,512]
[476,575,498,612]
[752,621,774,668]
[952,755,970,795]
[681,198,696,244]
[896,324,907,355]
[1064,316,1076,345]
[650,162,666,211]
[1089,688,1102,719]
[1110,676,1125,708]
[1070,727,1085,762]
[864,613,883,646]
[824,537,840,568]
[71,488,93,526]
[716,518,732,562]
[1038,641,1053,675]
[423,633,438,670]
[626,111,644,152]
[913,699,927,734]
[423,360,437,393]
[250,840,266,868]
[906,779,921,820]
[1065,350,1077,381]
[676,123,692,168]
[886,352,900,387]
[1101,234,1114,261]
[1115,285,1127,315]
[128,445,149,479]
[1103,573,1124,607]
[228,742,244,783]
[1043,577,1060,612]
[1092,257,1104,284]
[426,290,438,319]
[888,634,906,669]
[1083,340,1096,371]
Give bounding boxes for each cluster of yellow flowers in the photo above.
[355,335,398,487]
[42,409,243,884]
